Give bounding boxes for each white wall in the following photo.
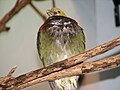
[96,0,120,90]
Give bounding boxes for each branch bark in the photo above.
[0,0,47,32]
[0,37,120,90]
[14,54,120,90]
[0,0,31,32]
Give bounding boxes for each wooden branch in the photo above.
[29,2,47,21]
[0,37,120,90]
[13,54,120,90]
[0,0,31,32]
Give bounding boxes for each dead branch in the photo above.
[0,0,47,32]
[0,0,31,32]
[14,54,120,90]
[0,37,120,90]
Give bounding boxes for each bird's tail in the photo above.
[49,75,84,90]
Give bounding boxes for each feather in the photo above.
[37,16,85,90]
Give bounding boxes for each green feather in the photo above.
[37,16,85,90]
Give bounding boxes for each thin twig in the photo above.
[52,0,56,7]
[7,66,17,77]
[29,2,47,21]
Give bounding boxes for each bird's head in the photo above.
[46,8,66,17]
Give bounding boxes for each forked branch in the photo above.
[0,0,31,32]
[0,0,47,32]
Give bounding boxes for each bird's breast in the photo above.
[49,38,72,64]
[45,17,79,37]
[44,16,80,65]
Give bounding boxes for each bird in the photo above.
[37,8,85,90]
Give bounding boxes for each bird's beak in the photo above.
[46,9,51,14]
[46,9,53,16]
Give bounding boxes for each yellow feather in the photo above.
[46,8,66,16]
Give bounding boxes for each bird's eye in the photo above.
[58,11,61,13]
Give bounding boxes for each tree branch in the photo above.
[0,37,120,90]
[14,54,120,90]
[0,0,31,32]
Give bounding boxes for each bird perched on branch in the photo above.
[37,8,85,90]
